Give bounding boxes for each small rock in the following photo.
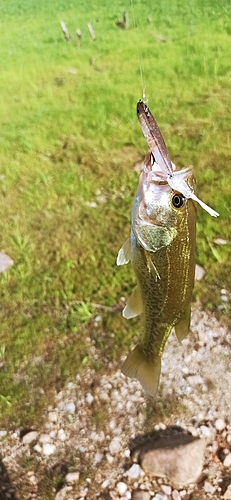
[39,433,51,443]
[204,481,215,494]
[153,493,167,500]
[0,430,7,438]
[55,486,69,500]
[48,411,58,423]
[109,437,122,455]
[214,238,227,245]
[199,426,211,438]
[215,418,226,431]
[67,381,75,390]
[33,443,42,453]
[85,392,94,404]
[223,453,231,467]
[106,453,114,464]
[161,485,172,495]
[116,482,127,495]
[126,464,143,479]
[22,431,38,445]
[195,264,205,281]
[0,253,14,272]
[224,484,231,499]
[66,401,75,413]
[101,479,110,489]
[65,471,80,483]
[124,449,131,458]
[132,491,150,500]
[172,491,181,500]
[94,452,103,465]
[43,443,56,456]
[139,435,206,487]
[28,474,37,485]
[58,429,66,441]
[98,390,109,402]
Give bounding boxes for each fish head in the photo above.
[132,151,196,253]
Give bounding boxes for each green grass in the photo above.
[0,0,231,426]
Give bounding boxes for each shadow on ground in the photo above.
[0,458,16,500]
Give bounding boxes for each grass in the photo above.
[0,0,231,426]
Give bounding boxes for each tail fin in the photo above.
[121,344,161,397]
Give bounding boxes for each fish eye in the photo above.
[172,192,185,209]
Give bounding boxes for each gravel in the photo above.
[1,305,231,499]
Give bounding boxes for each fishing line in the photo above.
[130,0,148,104]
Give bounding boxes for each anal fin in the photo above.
[122,344,161,397]
[116,237,131,266]
[174,305,191,342]
[122,286,143,319]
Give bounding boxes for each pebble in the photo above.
[33,443,42,453]
[204,481,215,494]
[39,433,51,443]
[124,449,131,458]
[94,452,103,465]
[55,486,69,500]
[215,418,226,431]
[153,493,167,500]
[161,485,172,495]
[58,429,66,441]
[109,437,122,455]
[0,430,7,438]
[132,491,150,500]
[85,392,94,404]
[126,464,143,479]
[199,425,211,438]
[22,431,38,445]
[101,479,110,489]
[223,453,231,467]
[98,390,109,402]
[105,453,113,464]
[195,264,205,281]
[48,411,58,423]
[65,472,80,483]
[172,490,181,500]
[66,401,75,413]
[116,482,127,495]
[42,443,56,456]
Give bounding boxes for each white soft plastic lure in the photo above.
[137,100,219,218]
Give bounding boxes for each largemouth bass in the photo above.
[117,100,219,397]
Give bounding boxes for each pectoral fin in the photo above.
[116,237,131,266]
[174,306,191,342]
[122,286,143,319]
[122,344,161,397]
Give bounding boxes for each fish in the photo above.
[116,100,219,397]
